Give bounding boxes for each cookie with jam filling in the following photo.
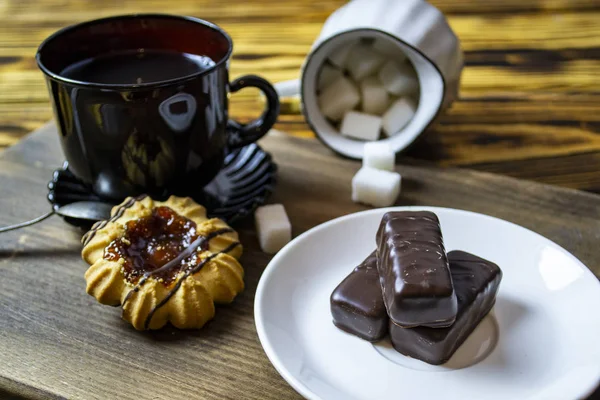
[81,195,243,330]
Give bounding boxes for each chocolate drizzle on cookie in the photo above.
[118,226,239,330]
[82,194,148,247]
[83,195,241,330]
[121,226,235,304]
[111,211,238,328]
[142,241,240,330]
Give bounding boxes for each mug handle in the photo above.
[227,75,280,149]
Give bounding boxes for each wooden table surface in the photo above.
[0,0,599,192]
[2,124,600,400]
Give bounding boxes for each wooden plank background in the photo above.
[0,0,599,192]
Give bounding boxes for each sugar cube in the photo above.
[346,45,386,81]
[318,63,344,91]
[255,204,292,254]
[329,44,354,69]
[340,111,382,141]
[382,98,416,137]
[363,141,395,171]
[373,38,406,63]
[352,167,401,207]
[360,76,390,115]
[379,60,419,96]
[318,76,360,121]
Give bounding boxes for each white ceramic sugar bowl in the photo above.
[299,0,463,159]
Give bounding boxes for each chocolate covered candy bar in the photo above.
[390,250,502,365]
[376,211,457,327]
[330,251,388,342]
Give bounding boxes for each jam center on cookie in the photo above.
[104,206,204,285]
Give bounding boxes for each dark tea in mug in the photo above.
[60,50,216,85]
[37,15,279,202]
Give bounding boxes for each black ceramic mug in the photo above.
[36,14,279,201]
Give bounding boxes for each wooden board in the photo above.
[1,0,600,194]
[1,124,599,400]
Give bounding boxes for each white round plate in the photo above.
[255,207,600,400]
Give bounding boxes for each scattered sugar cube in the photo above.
[378,60,419,96]
[382,98,416,137]
[373,39,406,63]
[360,76,390,115]
[273,79,300,98]
[318,76,360,121]
[329,44,354,69]
[352,167,401,207]
[255,204,292,254]
[318,64,344,91]
[363,141,395,171]
[346,45,386,81]
[340,111,382,141]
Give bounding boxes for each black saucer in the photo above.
[47,143,277,227]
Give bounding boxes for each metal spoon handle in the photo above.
[0,211,55,233]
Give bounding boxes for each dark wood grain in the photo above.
[430,0,598,13]
[1,124,599,399]
[0,0,599,193]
